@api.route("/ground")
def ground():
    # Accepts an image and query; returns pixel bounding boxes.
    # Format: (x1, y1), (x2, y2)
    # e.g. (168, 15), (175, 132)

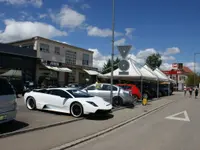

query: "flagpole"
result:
(110, 0), (115, 104)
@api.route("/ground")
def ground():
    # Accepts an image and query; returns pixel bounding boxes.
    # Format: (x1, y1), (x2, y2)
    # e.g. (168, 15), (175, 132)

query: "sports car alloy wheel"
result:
(70, 103), (83, 118)
(26, 97), (36, 110)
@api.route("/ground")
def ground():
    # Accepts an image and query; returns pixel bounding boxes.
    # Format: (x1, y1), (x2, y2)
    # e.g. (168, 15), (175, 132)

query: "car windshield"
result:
(67, 90), (93, 98)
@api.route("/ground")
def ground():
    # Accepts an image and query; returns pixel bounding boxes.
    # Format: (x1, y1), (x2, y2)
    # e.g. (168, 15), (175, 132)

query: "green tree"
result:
(146, 53), (162, 70)
(102, 57), (121, 74)
(186, 73), (200, 86)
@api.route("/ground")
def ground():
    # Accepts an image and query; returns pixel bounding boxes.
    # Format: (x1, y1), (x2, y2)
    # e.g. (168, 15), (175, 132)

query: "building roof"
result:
(0, 43), (37, 58)
(161, 66), (193, 74)
(7, 36), (94, 53)
(183, 66), (193, 73)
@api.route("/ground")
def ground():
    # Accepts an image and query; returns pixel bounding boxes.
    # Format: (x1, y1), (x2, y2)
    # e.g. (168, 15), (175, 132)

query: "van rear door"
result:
(0, 78), (16, 113)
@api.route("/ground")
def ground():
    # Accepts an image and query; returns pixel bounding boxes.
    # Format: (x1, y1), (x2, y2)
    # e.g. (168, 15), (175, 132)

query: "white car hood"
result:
(76, 96), (111, 106)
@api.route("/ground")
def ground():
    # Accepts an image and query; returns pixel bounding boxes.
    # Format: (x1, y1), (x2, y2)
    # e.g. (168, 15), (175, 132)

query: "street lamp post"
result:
(110, 0), (115, 104)
(194, 52), (200, 86)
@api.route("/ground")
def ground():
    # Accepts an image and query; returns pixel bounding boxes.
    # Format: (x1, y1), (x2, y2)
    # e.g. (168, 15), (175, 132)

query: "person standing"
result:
(189, 87), (193, 98)
(183, 85), (187, 96)
(195, 86), (199, 99)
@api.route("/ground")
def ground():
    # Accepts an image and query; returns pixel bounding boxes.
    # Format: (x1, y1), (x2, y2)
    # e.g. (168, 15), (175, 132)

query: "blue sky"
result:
(0, 0), (199, 71)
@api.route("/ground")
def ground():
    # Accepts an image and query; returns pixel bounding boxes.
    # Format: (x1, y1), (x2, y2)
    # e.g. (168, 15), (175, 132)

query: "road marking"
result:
(165, 110), (190, 122)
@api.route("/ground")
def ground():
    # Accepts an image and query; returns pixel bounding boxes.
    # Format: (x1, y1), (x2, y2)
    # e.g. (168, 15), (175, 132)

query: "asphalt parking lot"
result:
(0, 94), (175, 136)
(0, 97), (76, 134)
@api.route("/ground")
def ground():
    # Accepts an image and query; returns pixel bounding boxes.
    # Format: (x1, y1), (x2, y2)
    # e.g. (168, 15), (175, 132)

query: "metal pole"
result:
(140, 77), (143, 100)
(157, 79), (159, 98)
(110, 0), (115, 104)
(194, 53), (196, 86)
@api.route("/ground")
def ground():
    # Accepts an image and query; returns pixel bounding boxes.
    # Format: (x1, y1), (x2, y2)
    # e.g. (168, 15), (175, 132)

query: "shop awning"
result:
(0, 70), (22, 77)
(83, 69), (100, 75)
(44, 65), (72, 73)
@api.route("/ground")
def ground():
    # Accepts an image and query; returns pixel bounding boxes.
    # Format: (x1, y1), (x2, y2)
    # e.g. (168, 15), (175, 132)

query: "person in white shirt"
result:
(184, 85), (187, 96)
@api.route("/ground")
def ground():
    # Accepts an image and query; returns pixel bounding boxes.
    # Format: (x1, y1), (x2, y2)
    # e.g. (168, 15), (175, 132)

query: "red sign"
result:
(162, 70), (182, 75)
(172, 63), (178, 69)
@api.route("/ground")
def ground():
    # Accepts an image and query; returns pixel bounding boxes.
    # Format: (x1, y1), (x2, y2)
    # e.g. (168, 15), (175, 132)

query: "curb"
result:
(0, 107), (124, 139)
(50, 100), (176, 150)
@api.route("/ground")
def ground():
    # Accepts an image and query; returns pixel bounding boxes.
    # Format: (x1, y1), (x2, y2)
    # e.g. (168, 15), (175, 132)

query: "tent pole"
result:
(140, 77), (143, 100)
(168, 81), (170, 96)
(157, 79), (159, 99)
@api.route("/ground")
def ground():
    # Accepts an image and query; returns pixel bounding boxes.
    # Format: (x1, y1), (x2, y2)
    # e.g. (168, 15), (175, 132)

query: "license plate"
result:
(0, 115), (7, 121)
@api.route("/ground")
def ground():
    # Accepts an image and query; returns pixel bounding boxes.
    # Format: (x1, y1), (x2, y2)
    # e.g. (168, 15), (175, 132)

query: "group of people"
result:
(184, 85), (199, 98)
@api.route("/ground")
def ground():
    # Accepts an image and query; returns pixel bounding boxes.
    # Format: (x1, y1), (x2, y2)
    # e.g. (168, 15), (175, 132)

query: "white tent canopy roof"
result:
(153, 68), (169, 81)
(0, 70), (22, 77)
(139, 65), (158, 80)
(103, 59), (141, 79)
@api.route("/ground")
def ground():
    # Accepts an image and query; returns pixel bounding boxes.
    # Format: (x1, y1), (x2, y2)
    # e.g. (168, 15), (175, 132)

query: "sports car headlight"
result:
(86, 101), (98, 107)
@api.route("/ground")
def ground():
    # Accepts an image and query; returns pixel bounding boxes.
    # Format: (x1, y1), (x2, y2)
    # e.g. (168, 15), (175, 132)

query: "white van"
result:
(0, 77), (17, 124)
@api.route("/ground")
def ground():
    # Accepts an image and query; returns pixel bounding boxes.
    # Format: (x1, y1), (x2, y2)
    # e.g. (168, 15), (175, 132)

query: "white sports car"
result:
(24, 88), (112, 117)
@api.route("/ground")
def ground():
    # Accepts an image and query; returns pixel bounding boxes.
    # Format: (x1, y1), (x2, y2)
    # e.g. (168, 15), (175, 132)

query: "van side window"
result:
(0, 78), (15, 95)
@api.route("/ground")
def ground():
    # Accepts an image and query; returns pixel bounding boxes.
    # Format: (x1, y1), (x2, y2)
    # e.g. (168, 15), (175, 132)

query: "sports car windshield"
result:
(67, 90), (93, 98)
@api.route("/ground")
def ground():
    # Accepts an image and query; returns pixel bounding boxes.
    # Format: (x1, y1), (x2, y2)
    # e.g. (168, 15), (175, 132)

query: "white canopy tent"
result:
(129, 59), (158, 81)
(103, 59), (142, 80)
(168, 78), (176, 84)
(140, 65), (158, 81)
(153, 68), (169, 82)
(0, 70), (22, 77)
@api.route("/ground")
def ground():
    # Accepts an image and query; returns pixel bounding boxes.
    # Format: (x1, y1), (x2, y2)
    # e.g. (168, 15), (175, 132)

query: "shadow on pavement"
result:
(85, 114), (114, 121)
(0, 120), (29, 134)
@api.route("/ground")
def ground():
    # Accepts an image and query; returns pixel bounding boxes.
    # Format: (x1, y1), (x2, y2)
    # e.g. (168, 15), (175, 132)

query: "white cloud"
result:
(136, 48), (157, 59)
(50, 5), (86, 28)
(89, 48), (110, 70)
(161, 55), (175, 61)
(160, 63), (172, 70)
(55, 40), (71, 45)
(184, 62), (200, 72)
(0, 19), (67, 43)
(87, 26), (123, 37)
(0, 0), (43, 7)
(125, 28), (134, 39)
(38, 13), (47, 19)
(81, 4), (90, 10)
(163, 47), (180, 55)
(114, 38), (126, 46)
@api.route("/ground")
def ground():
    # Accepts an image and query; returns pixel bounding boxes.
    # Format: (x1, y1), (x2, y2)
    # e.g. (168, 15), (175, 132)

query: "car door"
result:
(97, 84), (112, 101)
(47, 89), (72, 108)
(85, 85), (99, 96)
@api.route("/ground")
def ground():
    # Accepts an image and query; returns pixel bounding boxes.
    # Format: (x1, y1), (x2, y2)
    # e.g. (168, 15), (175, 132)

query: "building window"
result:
(55, 47), (60, 55)
(65, 50), (76, 65)
(40, 43), (49, 53)
(22, 44), (33, 49)
(82, 54), (89, 66)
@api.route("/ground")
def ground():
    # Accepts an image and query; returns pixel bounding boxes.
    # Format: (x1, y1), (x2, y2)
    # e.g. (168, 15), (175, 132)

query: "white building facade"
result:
(9, 36), (97, 86)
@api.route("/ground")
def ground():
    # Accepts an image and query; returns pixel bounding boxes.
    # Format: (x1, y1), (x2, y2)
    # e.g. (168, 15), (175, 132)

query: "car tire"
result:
(70, 102), (83, 118)
(26, 96), (36, 110)
(112, 96), (123, 107)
